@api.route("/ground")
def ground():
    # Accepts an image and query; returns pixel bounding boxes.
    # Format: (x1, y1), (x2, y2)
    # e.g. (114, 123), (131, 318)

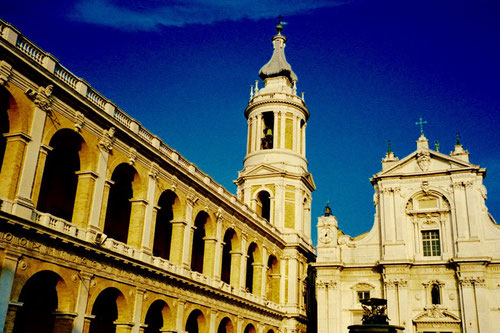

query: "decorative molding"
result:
(74, 111), (85, 132)
(99, 127), (115, 153)
(25, 84), (53, 112)
(0, 60), (12, 85)
(128, 147), (137, 165)
(458, 276), (485, 287)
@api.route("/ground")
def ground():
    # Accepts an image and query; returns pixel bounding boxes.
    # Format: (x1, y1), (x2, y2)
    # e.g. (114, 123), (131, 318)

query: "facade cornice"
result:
(244, 98), (309, 119)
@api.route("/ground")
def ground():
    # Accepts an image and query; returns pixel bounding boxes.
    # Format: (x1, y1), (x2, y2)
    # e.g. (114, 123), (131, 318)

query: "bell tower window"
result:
(257, 191), (271, 221)
(261, 112), (274, 150)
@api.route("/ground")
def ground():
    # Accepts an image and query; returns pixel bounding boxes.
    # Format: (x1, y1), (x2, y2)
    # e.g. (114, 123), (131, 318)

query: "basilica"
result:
(0, 17), (498, 333)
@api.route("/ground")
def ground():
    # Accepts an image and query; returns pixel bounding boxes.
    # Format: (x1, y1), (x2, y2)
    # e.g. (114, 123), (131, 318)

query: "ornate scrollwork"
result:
(26, 84), (53, 112)
(0, 60), (12, 86)
(99, 127), (115, 153)
(74, 111), (85, 132)
(128, 147), (137, 165)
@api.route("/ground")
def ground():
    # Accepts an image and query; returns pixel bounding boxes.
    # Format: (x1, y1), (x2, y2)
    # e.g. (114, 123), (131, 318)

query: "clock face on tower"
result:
(319, 227), (333, 244)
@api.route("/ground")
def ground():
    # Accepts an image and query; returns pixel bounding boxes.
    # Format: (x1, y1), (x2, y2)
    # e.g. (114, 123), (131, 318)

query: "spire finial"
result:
(387, 140), (392, 154)
(434, 140), (440, 152)
(324, 201), (332, 217)
(415, 117), (428, 135)
(455, 132), (461, 145)
(276, 15), (287, 34)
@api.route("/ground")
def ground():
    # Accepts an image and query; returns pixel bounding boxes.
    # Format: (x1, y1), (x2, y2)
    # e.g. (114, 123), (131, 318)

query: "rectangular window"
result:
(357, 291), (370, 302)
(422, 230), (441, 256)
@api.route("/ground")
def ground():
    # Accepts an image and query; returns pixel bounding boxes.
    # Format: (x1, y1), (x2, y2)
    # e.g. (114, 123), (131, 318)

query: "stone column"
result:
(115, 322), (134, 333)
(316, 282), (328, 333)
(0, 250), (21, 332)
(252, 263), (264, 296)
(213, 215), (223, 279)
(72, 272), (93, 333)
(292, 115), (297, 152)
(452, 182), (469, 239)
(397, 280), (410, 331)
(131, 289), (145, 333)
(384, 280), (399, 326)
(83, 315), (95, 333)
(273, 111), (279, 149)
(30, 144), (51, 207)
(464, 182), (479, 239)
(251, 116), (257, 152)
(287, 255), (298, 306)
(128, 199), (148, 248)
(301, 123), (306, 156)
(239, 233), (248, 289)
(256, 114), (262, 150)
(72, 171), (98, 228)
(209, 309), (217, 333)
(247, 118), (252, 154)
(4, 302), (23, 333)
(474, 278), (490, 332)
(326, 282), (339, 333)
(0, 133), (30, 200)
(203, 237), (217, 277)
(97, 179), (113, 231)
(170, 221), (187, 265)
(279, 112), (285, 149)
(140, 168), (158, 254)
(260, 247), (268, 297)
(182, 198), (195, 267)
(13, 86), (51, 219)
(175, 300), (186, 333)
(230, 251), (242, 287)
(53, 311), (77, 333)
(88, 146), (110, 232)
(279, 255), (286, 304)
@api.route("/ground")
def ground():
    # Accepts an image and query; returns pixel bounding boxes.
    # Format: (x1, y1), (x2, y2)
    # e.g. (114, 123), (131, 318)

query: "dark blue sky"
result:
(3, 0), (499, 243)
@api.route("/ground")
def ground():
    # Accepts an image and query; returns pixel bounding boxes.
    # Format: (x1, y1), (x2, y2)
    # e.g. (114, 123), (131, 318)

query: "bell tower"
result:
(235, 22), (315, 242)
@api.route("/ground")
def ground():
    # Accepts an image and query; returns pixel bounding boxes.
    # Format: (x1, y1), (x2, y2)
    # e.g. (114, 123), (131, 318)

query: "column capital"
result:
(25, 85), (53, 113)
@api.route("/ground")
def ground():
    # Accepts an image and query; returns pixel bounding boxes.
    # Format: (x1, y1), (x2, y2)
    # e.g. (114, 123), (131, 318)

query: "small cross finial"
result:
(415, 117), (427, 135)
(275, 15), (287, 34)
(387, 140), (392, 154)
(456, 132), (461, 145)
(434, 141), (440, 152)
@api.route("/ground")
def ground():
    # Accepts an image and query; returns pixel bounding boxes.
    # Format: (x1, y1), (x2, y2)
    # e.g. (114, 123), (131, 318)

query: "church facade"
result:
(0, 20), (314, 333)
(315, 134), (500, 332)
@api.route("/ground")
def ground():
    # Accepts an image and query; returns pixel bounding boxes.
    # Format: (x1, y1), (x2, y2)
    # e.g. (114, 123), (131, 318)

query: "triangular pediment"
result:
(375, 149), (478, 178)
(413, 307), (461, 323)
(242, 164), (283, 176)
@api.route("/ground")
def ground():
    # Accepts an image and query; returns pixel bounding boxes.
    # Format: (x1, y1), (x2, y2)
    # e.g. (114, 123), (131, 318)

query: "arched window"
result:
(244, 324), (256, 333)
(256, 191), (271, 222)
(13, 271), (59, 333)
(103, 164), (137, 243)
(246, 242), (257, 293)
(37, 129), (83, 221)
(221, 229), (236, 284)
(153, 190), (178, 260)
(89, 288), (123, 333)
(0, 87), (10, 174)
(191, 211), (208, 273)
(261, 112), (274, 150)
(431, 284), (441, 305)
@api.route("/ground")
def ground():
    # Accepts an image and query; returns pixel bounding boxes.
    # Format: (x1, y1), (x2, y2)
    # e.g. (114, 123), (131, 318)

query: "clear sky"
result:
(3, 0), (499, 244)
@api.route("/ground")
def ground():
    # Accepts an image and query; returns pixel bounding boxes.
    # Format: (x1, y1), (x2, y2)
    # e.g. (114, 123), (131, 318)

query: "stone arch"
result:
(143, 299), (174, 333)
(36, 128), (85, 222)
(105, 154), (144, 196)
(221, 228), (238, 284)
(1, 84), (30, 133)
(243, 323), (256, 333)
(191, 210), (209, 274)
(103, 163), (138, 243)
(88, 287), (129, 333)
(153, 190), (180, 260)
(246, 242), (261, 293)
(185, 309), (207, 333)
(267, 329), (275, 333)
(217, 316), (234, 333)
(0, 86), (11, 174)
(266, 254), (280, 303)
(12, 270), (72, 333)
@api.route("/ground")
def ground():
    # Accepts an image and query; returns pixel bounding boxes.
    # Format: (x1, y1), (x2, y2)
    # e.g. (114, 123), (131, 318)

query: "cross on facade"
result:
(415, 117), (427, 135)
